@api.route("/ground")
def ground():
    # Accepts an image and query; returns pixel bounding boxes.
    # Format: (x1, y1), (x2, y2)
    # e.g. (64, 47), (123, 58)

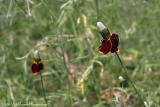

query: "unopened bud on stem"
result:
(33, 50), (40, 60)
(97, 22), (106, 31)
(118, 76), (125, 81)
(97, 21), (111, 39)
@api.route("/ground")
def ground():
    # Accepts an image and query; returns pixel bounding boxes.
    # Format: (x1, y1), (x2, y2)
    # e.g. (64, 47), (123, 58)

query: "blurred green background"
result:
(0, 0), (160, 107)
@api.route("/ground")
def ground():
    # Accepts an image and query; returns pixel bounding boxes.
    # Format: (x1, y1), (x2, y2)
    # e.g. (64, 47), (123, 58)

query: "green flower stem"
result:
(115, 52), (146, 107)
(95, 0), (100, 21)
(39, 71), (48, 107)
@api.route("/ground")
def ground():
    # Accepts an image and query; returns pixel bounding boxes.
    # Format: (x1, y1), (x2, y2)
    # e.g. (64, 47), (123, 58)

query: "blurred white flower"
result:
(97, 22), (106, 31)
(33, 50), (40, 59)
(118, 76), (125, 81)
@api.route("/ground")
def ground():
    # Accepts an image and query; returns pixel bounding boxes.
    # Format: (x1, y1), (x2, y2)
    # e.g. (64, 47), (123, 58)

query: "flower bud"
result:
(97, 21), (111, 39)
(97, 22), (106, 31)
(33, 50), (40, 60)
(118, 76), (125, 81)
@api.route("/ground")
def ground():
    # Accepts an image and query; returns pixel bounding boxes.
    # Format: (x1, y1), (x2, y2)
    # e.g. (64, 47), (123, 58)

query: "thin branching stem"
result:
(15, 0), (27, 14)
(94, 0), (100, 22)
(61, 44), (76, 84)
(60, 36), (73, 105)
(115, 52), (146, 107)
(26, 0), (31, 16)
(7, 0), (13, 18)
(39, 71), (48, 107)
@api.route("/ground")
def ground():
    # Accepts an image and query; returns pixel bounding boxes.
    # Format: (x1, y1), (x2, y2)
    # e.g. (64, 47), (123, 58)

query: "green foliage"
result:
(0, 0), (160, 106)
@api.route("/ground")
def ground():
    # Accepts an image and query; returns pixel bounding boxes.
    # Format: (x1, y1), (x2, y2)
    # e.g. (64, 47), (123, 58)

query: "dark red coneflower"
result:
(97, 22), (119, 54)
(31, 50), (44, 76)
(97, 22), (146, 106)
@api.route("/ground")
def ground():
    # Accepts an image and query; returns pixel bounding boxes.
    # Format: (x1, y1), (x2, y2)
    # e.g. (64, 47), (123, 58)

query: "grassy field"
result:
(0, 0), (160, 107)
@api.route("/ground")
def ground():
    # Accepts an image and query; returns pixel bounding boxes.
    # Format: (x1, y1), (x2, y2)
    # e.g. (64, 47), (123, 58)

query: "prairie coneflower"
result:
(31, 50), (44, 76)
(31, 58), (44, 75)
(31, 50), (48, 107)
(97, 21), (145, 106)
(97, 22), (119, 54)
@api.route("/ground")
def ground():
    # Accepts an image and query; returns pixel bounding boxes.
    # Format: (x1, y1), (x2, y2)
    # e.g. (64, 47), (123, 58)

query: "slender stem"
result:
(115, 52), (146, 107)
(7, 0), (13, 18)
(61, 41), (76, 84)
(39, 71), (48, 107)
(95, 0), (100, 22)
(60, 39), (73, 105)
(15, 0), (27, 14)
(26, 0), (31, 16)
